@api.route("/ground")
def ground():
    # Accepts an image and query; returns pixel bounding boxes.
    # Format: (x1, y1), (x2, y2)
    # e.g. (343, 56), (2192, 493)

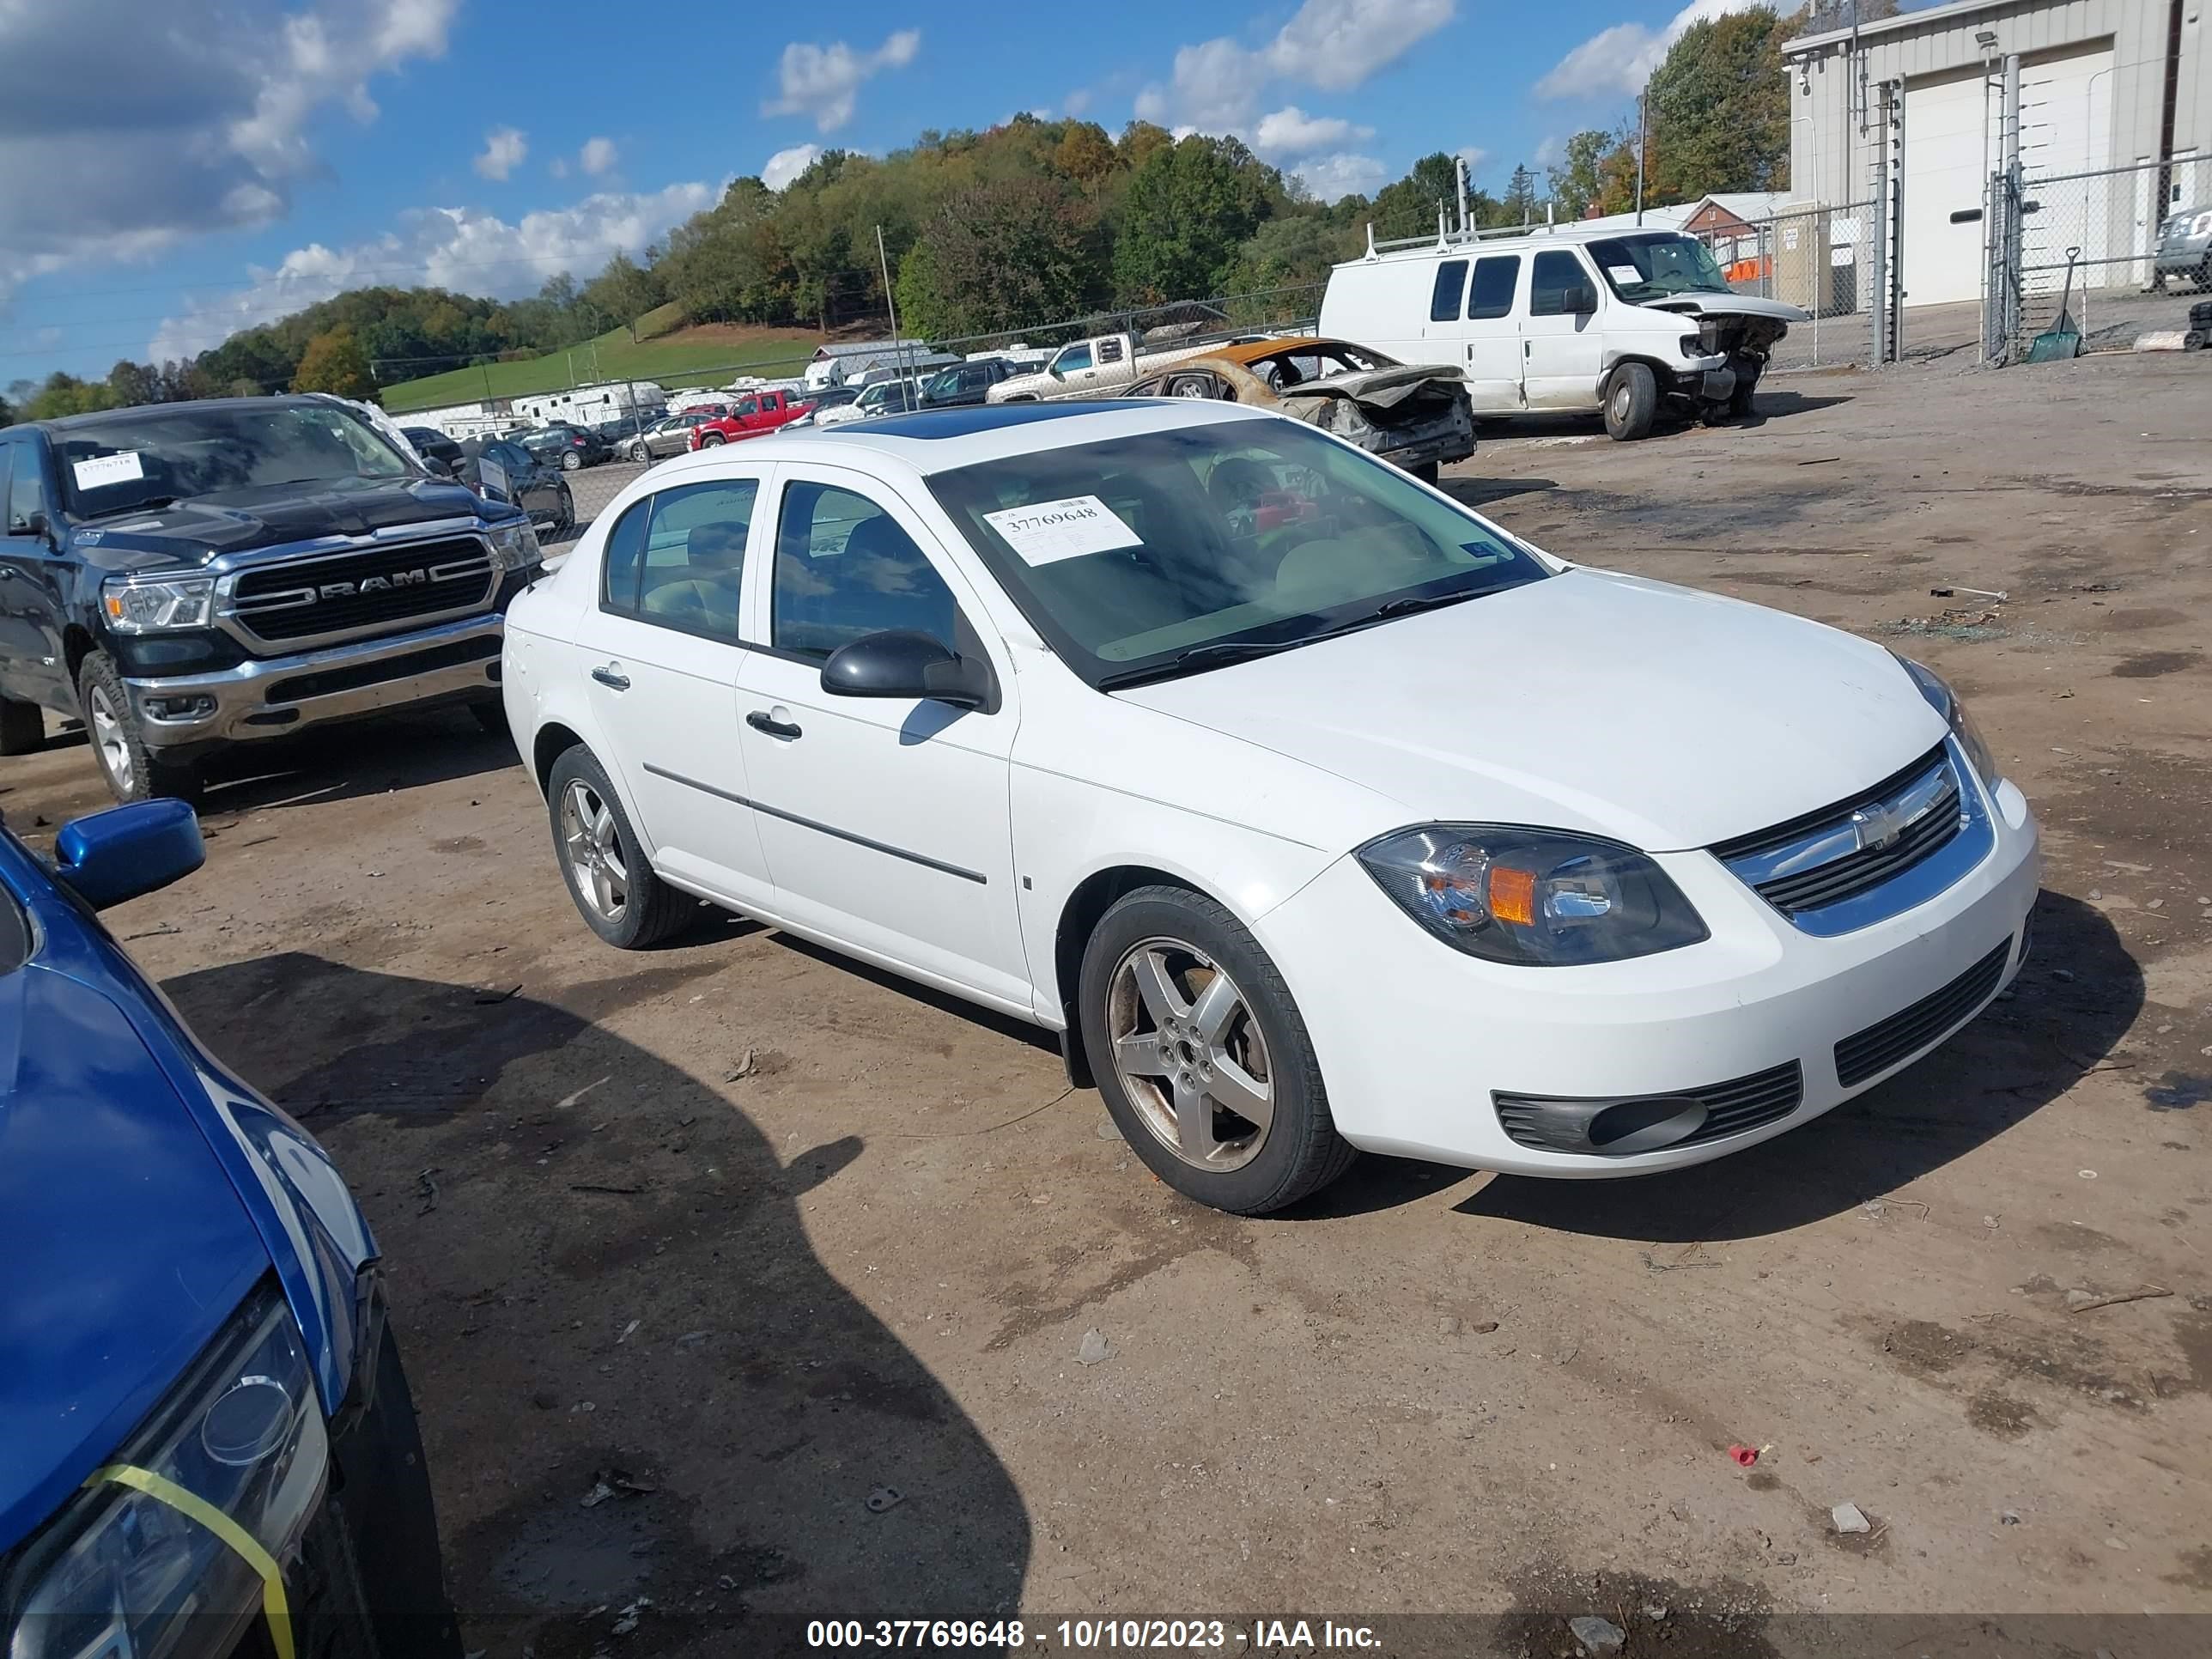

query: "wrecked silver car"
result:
(1123, 337), (1475, 481)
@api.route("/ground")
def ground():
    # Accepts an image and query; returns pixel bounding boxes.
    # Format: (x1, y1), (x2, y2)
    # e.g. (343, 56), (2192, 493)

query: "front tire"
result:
(1079, 885), (1354, 1215)
(1729, 356), (1760, 418)
(76, 652), (199, 805)
(546, 746), (691, 949)
(1603, 362), (1658, 441)
(627, 441), (649, 463)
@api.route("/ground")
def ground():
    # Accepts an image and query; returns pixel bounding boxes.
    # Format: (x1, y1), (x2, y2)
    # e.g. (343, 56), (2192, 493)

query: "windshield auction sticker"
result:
(984, 495), (1142, 565)
(71, 452), (145, 490)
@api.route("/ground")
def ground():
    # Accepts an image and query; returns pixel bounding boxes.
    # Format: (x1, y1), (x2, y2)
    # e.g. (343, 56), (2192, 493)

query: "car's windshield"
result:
(927, 417), (1547, 688)
(1586, 234), (1732, 301)
(57, 401), (414, 517)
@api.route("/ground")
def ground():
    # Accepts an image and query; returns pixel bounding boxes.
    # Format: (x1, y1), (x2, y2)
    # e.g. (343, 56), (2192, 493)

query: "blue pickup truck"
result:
(0, 802), (459, 1656)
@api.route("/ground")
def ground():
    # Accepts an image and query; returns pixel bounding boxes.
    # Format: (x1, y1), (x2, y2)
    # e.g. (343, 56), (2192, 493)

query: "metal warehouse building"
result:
(1785, 0), (2209, 307)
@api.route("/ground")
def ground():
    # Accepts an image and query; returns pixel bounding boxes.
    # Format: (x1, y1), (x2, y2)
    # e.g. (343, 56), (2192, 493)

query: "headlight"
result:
(1680, 334), (1706, 358)
(100, 574), (215, 634)
(3, 1283), (326, 1659)
(487, 520), (542, 571)
(1895, 655), (2002, 790)
(1357, 825), (1709, 966)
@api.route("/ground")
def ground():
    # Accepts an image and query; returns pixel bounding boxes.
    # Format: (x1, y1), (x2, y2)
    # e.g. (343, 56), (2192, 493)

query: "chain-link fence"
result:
(1992, 154), (2211, 357)
(1693, 200), (1877, 369)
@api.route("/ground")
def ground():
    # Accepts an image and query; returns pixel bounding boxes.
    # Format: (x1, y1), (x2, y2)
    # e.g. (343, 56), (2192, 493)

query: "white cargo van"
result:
(1319, 226), (1808, 440)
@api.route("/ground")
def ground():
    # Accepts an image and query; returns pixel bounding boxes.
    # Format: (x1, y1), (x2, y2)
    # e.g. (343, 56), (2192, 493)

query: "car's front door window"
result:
(770, 482), (963, 659)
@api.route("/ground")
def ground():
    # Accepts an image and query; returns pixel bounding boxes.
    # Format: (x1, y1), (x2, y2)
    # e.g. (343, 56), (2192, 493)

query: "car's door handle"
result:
(746, 710), (803, 740)
(591, 665), (630, 691)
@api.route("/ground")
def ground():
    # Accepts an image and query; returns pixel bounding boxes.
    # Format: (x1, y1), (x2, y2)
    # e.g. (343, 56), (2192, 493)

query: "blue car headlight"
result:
(3, 1282), (326, 1659)
(1358, 825), (1709, 966)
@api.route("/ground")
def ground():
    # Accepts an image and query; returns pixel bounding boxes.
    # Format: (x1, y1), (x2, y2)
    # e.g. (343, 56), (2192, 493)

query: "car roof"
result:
(1336, 224), (1692, 271)
(29, 393), (324, 433)
(1205, 336), (1341, 366)
(647, 398), (1273, 479)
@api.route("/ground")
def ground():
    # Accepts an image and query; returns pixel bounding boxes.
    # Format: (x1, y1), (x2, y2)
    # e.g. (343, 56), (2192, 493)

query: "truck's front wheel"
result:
(76, 652), (200, 805)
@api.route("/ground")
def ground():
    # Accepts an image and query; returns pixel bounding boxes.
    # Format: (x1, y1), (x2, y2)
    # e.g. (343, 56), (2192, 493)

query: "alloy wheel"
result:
(87, 681), (134, 796)
(1106, 937), (1274, 1170)
(559, 778), (629, 923)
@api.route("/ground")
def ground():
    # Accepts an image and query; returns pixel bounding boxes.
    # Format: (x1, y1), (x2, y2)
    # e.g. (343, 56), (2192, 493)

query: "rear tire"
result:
(561, 449), (581, 471)
(700, 433), (726, 447)
(1079, 884), (1355, 1215)
(76, 652), (200, 805)
(1603, 362), (1658, 441)
(0, 696), (43, 756)
(546, 745), (692, 949)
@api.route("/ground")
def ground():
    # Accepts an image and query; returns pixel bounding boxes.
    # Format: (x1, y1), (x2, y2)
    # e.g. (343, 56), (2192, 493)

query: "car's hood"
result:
(0, 961), (269, 1553)
(70, 476), (491, 572)
(1277, 364), (1462, 411)
(1113, 568), (1945, 851)
(1639, 293), (1810, 324)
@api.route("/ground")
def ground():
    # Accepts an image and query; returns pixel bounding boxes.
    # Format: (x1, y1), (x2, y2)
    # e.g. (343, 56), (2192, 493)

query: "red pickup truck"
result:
(689, 388), (813, 448)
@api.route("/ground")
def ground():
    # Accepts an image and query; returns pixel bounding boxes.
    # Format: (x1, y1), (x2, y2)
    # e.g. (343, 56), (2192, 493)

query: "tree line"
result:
(4, 4), (1810, 422)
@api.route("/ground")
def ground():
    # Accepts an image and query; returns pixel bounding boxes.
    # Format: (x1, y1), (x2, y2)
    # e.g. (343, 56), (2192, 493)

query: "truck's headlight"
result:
(488, 520), (541, 571)
(1895, 655), (2003, 791)
(100, 574), (215, 634)
(3, 1283), (326, 1659)
(1358, 826), (1709, 966)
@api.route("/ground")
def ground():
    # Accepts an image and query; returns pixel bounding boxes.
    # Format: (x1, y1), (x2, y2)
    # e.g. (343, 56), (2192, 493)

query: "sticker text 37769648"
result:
(981, 495), (1142, 566)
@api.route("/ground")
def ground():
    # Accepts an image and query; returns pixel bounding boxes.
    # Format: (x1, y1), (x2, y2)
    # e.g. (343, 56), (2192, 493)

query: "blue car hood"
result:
(0, 960), (268, 1553)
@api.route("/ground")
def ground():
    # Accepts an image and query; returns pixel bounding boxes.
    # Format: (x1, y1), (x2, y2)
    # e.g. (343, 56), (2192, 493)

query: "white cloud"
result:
(1534, 133), (1565, 167)
(0, 0), (455, 300)
(148, 182), (715, 363)
(761, 143), (823, 191)
(579, 137), (618, 177)
(1294, 153), (1389, 200)
(763, 29), (920, 133)
(1535, 0), (1762, 100)
(474, 126), (527, 180)
(549, 157), (568, 179)
(1455, 145), (1488, 177)
(1254, 106), (1373, 160)
(1064, 88), (1094, 117)
(1136, 0), (1454, 131)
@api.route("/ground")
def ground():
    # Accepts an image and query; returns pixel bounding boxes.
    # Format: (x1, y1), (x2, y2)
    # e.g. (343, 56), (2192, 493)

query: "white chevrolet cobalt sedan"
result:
(501, 400), (2039, 1215)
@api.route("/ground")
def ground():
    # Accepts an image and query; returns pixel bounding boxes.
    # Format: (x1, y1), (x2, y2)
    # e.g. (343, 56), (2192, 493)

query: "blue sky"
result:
(0, 0), (1822, 386)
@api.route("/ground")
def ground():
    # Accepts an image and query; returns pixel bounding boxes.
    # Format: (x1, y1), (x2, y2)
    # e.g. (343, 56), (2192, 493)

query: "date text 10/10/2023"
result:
(805, 1620), (1384, 1650)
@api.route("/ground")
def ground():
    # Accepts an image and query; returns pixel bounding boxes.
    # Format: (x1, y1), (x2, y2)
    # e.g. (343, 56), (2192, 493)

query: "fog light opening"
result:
(1586, 1097), (1709, 1155)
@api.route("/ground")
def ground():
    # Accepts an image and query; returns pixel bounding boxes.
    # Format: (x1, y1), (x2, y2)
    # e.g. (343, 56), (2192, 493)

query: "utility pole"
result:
(1636, 92), (1648, 225)
(876, 225), (909, 388)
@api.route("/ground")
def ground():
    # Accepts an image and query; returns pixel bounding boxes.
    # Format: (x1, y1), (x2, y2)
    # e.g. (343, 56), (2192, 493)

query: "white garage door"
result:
(1903, 70), (1996, 307)
(1901, 42), (2114, 308)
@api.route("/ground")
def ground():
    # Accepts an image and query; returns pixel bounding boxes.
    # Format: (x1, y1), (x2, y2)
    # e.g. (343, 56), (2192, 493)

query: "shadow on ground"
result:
(194, 708), (524, 817)
(1300, 892), (2136, 1239)
(163, 952), (1032, 1656)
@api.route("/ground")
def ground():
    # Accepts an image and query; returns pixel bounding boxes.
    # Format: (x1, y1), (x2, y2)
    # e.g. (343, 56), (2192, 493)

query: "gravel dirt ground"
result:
(9, 349), (2209, 1656)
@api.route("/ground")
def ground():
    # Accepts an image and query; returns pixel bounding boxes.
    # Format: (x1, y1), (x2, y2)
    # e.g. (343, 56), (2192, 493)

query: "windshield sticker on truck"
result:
(1606, 264), (1642, 284)
(983, 495), (1142, 565)
(71, 451), (145, 490)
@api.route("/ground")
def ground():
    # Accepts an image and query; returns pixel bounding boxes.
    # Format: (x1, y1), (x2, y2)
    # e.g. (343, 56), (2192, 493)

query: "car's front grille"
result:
(1493, 1060), (1803, 1155)
(1834, 940), (2010, 1087)
(230, 538), (495, 643)
(1713, 744), (1962, 917)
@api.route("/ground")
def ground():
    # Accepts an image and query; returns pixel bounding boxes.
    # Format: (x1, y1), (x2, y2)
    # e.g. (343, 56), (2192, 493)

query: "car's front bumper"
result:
(2154, 243), (2209, 275)
(125, 612), (506, 756)
(1256, 772), (2040, 1176)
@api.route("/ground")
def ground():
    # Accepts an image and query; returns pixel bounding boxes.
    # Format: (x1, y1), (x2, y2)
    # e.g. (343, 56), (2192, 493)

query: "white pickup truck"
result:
(988, 331), (1227, 403)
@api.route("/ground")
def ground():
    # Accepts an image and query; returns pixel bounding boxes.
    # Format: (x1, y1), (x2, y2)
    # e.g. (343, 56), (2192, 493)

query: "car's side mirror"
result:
(23, 510), (53, 545)
(821, 629), (997, 712)
(421, 455), (454, 479)
(1569, 283), (1599, 315)
(53, 800), (204, 910)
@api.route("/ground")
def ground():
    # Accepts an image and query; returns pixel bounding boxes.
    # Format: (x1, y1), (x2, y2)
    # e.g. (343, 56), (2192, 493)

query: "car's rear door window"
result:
(1430, 260), (1468, 321)
(1468, 256), (1520, 319)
